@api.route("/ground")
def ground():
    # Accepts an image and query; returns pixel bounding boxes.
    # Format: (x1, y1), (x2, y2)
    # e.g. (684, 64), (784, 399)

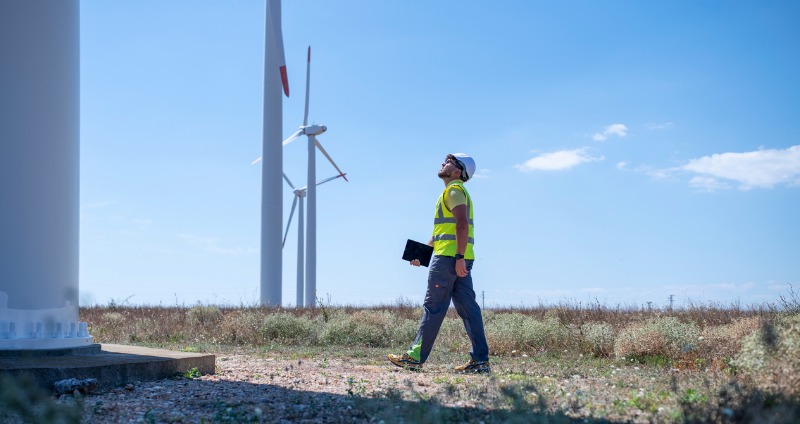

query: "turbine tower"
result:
(261, 0), (291, 306)
(255, 47), (348, 308)
(0, 0), (91, 349)
(287, 47), (348, 308)
(281, 173), (346, 307)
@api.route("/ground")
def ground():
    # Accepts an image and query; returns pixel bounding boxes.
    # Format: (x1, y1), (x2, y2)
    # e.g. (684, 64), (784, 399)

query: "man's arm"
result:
(451, 204), (469, 277)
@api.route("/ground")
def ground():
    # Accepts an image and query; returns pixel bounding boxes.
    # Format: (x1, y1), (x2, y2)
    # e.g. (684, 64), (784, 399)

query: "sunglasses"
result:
(446, 157), (466, 173)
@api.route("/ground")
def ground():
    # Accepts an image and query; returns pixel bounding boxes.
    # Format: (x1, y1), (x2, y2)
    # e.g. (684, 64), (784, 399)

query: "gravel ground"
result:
(52, 350), (737, 423)
(78, 353), (496, 423)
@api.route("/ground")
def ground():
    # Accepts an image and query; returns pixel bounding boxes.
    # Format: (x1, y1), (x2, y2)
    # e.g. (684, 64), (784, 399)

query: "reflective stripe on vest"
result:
(432, 181), (475, 259)
(433, 234), (475, 244)
(433, 202), (475, 225)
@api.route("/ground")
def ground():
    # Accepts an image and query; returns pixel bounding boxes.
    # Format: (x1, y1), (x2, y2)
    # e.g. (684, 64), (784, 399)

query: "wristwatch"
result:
(454, 253), (464, 260)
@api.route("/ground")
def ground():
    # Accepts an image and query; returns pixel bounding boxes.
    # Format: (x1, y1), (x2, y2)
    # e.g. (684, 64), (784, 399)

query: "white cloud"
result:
(616, 161), (628, 170)
(471, 168), (491, 179)
(688, 176), (731, 191)
(641, 165), (680, 182)
(646, 122), (674, 130)
(683, 145), (800, 190)
(593, 123), (628, 141)
(515, 148), (604, 172)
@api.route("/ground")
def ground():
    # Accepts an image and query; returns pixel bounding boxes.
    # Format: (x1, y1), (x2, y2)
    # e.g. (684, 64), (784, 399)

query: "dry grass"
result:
(81, 301), (773, 365)
(4, 301), (799, 423)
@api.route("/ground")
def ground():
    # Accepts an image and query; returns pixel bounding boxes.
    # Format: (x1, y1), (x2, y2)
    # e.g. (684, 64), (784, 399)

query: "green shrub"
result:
(218, 309), (268, 345)
(484, 311), (569, 354)
(614, 316), (699, 359)
(187, 304), (223, 326)
(261, 312), (314, 343)
(484, 313), (525, 353)
(733, 314), (800, 397)
(581, 322), (616, 357)
(318, 309), (411, 347)
(101, 312), (125, 322)
(699, 316), (761, 359)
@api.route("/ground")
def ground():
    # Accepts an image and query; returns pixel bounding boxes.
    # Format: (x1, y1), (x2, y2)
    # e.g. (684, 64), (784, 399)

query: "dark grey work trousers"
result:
(409, 255), (489, 363)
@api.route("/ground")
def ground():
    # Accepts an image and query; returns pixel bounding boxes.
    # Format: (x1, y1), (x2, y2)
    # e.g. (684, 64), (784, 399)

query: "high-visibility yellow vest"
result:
(432, 180), (475, 259)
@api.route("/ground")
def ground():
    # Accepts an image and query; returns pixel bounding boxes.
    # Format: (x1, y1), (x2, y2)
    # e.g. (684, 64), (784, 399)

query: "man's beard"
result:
(438, 169), (451, 179)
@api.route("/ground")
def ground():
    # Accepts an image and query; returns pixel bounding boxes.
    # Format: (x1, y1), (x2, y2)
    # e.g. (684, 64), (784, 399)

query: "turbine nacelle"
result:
(301, 124), (327, 137)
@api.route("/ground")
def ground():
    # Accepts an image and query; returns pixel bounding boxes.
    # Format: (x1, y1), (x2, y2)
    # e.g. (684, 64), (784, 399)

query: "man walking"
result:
(388, 153), (490, 373)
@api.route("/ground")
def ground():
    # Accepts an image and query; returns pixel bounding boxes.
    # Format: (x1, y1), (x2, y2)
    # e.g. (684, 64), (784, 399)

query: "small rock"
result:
(53, 378), (98, 395)
(125, 383), (135, 391)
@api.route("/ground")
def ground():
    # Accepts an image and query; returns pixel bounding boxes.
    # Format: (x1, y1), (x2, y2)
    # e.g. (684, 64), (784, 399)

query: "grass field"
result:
(2, 293), (799, 422)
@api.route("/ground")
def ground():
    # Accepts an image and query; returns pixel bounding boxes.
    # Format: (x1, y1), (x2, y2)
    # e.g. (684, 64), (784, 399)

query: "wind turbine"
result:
(255, 46), (348, 308)
(281, 173), (346, 307)
(261, 0), (291, 306)
(287, 46), (348, 308)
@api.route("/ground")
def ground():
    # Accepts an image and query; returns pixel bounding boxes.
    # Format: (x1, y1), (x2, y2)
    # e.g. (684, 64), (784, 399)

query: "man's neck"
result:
(441, 177), (461, 186)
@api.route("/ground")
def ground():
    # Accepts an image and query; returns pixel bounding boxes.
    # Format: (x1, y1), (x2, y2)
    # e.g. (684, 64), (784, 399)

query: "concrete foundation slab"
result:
(0, 344), (215, 390)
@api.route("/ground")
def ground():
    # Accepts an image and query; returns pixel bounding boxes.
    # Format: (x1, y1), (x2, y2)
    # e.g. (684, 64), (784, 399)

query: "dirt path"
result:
(71, 351), (726, 423)
(80, 354), (493, 423)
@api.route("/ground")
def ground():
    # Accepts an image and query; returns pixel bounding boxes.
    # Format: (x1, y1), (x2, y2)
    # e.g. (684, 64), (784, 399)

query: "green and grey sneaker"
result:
(455, 358), (490, 374)
(388, 353), (423, 371)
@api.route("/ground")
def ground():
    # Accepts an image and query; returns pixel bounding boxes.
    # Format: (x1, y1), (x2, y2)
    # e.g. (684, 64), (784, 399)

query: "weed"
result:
(624, 390), (659, 413)
(680, 388), (708, 404)
(346, 377), (368, 397)
(184, 367), (201, 379)
(778, 283), (800, 314)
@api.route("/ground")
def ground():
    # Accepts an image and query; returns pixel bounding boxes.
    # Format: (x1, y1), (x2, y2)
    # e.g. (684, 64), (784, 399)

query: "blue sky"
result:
(79, 1), (800, 308)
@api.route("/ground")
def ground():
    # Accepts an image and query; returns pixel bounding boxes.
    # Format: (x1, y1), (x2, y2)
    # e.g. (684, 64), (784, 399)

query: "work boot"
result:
(387, 353), (422, 371)
(455, 358), (490, 374)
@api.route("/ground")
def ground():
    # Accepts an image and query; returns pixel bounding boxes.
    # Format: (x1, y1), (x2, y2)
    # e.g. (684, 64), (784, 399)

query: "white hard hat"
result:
(451, 153), (476, 182)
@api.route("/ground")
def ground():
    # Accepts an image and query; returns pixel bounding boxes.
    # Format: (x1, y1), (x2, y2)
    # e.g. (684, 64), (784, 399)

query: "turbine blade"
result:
(316, 174), (346, 186)
(282, 129), (303, 146)
(303, 46), (311, 126)
(266, 0), (289, 97)
(283, 195), (298, 248)
(251, 156), (263, 165)
(282, 172), (296, 189)
(314, 138), (349, 182)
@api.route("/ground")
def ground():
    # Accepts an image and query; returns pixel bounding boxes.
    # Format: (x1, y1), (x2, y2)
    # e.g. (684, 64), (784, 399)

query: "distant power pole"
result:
(668, 295), (674, 311)
(646, 301), (653, 311)
(482, 291), (485, 310)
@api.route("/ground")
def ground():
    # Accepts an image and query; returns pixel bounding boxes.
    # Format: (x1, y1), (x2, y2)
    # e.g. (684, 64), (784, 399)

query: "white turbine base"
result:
(0, 298), (92, 350)
(0, 336), (94, 350)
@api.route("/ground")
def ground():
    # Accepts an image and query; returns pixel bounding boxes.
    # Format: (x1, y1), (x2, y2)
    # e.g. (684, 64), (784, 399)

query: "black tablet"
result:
(402, 239), (434, 267)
